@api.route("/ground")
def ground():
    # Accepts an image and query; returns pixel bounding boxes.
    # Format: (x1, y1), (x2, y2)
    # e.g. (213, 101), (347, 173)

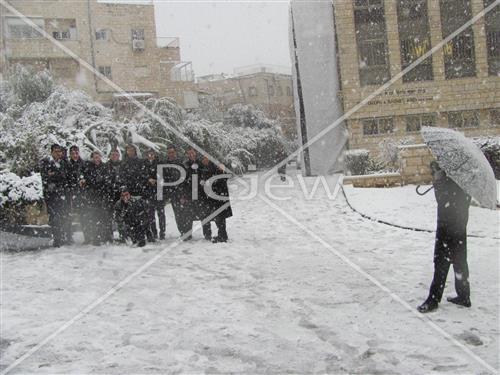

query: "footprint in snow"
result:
(457, 331), (483, 346)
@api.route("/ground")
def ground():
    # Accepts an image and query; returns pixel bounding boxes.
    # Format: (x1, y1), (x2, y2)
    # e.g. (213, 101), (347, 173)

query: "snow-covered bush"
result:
(377, 137), (416, 171)
(5, 65), (54, 110)
(344, 149), (371, 175)
(0, 172), (42, 207)
(226, 104), (276, 129)
(0, 67), (289, 182)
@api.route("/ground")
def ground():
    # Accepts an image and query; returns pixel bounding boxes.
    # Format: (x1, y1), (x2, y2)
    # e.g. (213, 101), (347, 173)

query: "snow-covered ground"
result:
(343, 184), (499, 239)
(1, 174), (499, 374)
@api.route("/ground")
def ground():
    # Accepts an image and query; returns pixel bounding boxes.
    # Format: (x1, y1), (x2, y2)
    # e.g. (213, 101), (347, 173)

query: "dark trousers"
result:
(171, 198), (192, 236)
(147, 200), (166, 238)
(428, 225), (470, 302)
(46, 195), (67, 246)
(127, 219), (147, 245)
(202, 216), (228, 240)
(85, 205), (108, 245)
(215, 216), (228, 240)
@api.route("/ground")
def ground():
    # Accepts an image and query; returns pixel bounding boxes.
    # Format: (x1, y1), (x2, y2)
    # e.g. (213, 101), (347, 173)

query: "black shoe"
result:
(138, 240), (146, 247)
(182, 235), (192, 242)
(417, 299), (438, 313)
(53, 242), (62, 248)
(447, 296), (471, 307)
(204, 235), (212, 241)
(211, 236), (227, 243)
(159, 234), (165, 240)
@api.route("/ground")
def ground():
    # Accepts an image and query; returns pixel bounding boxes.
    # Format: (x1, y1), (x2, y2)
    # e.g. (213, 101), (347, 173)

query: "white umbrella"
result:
(421, 126), (497, 210)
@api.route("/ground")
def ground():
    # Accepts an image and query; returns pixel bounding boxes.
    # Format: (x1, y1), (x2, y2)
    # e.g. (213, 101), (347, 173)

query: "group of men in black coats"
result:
(39, 143), (232, 248)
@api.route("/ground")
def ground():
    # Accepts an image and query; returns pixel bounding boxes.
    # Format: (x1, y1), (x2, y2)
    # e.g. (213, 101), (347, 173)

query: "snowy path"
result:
(1, 174), (499, 374)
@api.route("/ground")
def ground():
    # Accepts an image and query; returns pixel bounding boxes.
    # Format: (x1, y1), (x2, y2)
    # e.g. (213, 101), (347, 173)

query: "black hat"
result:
(120, 186), (129, 193)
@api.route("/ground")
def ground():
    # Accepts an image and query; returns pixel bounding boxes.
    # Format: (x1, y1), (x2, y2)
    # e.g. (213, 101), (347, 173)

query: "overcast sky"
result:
(153, 1), (292, 77)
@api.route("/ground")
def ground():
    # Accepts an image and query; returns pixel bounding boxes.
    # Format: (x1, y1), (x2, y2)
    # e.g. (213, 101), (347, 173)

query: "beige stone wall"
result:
(1, 0), (185, 106)
(343, 173), (403, 188)
(333, 0), (500, 158)
(398, 144), (434, 185)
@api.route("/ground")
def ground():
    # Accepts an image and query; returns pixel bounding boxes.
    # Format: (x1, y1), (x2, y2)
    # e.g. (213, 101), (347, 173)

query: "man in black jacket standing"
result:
(418, 161), (472, 313)
(162, 144), (191, 239)
(199, 155), (233, 243)
(81, 151), (110, 245)
(105, 149), (123, 242)
(119, 144), (146, 196)
(66, 145), (87, 244)
(144, 149), (165, 240)
(39, 144), (70, 247)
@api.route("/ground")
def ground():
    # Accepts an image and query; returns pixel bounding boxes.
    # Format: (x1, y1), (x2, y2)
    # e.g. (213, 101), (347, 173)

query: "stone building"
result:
(0, 0), (198, 110)
(291, 0), (500, 175)
(197, 65), (297, 139)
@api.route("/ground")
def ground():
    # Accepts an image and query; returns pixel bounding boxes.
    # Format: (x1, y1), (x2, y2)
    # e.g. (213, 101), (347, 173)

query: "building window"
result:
(406, 113), (436, 132)
(95, 29), (109, 41)
(484, 0), (500, 76)
(354, 0), (391, 86)
(47, 19), (77, 41)
(362, 117), (394, 136)
(490, 109), (500, 127)
(6, 17), (44, 39)
(131, 29), (145, 41)
(440, 0), (476, 79)
(248, 86), (258, 97)
(98, 66), (112, 79)
(276, 85), (283, 96)
(397, 0), (433, 82)
(447, 110), (480, 128)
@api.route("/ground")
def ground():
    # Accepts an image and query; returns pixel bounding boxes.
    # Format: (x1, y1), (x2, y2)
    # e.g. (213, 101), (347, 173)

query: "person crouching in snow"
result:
(114, 187), (149, 247)
(418, 161), (472, 313)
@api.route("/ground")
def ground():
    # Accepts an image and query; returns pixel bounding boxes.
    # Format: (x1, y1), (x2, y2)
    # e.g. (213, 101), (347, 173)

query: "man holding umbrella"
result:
(417, 127), (497, 313)
(418, 161), (471, 313)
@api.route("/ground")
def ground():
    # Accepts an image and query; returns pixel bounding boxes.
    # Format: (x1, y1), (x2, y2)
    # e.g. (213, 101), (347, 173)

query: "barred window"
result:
(6, 17), (44, 39)
(397, 0), (433, 82)
(98, 66), (112, 79)
(354, 1), (391, 86)
(248, 86), (258, 97)
(440, 0), (476, 79)
(362, 117), (394, 135)
(490, 109), (500, 127)
(131, 29), (145, 41)
(484, 0), (500, 76)
(406, 113), (436, 132)
(95, 29), (109, 41)
(447, 110), (480, 128)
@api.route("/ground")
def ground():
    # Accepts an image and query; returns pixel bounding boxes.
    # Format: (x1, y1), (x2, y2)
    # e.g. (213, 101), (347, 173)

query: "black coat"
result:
(106, 160), (122, 205)
(162, 158), (187, 201)
(184, 158), (208, 220)
(119, 156), (146, 196)
(67, 158), (86, 207)
(144, 157), (163, 201)
(114, 196), (148, 228)
(39, 157), (69, 200)
(197, 161), (233, 220)
(83, 161), (110, 207)
(434, 175), (471, 232)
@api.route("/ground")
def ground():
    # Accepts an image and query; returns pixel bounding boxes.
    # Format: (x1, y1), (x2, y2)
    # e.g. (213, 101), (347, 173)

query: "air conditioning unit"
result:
(132, 39), (145, 51)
